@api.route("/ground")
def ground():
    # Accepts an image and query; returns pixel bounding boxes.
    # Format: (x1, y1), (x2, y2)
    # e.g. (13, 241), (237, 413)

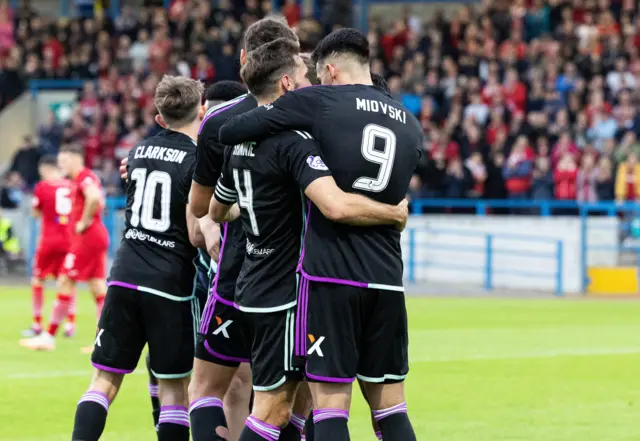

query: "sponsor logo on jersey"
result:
(306, 155), (329, 171)
(246, 240), (274, 256)
(264, 104), (273, 110)
(125, 228), (176, 248)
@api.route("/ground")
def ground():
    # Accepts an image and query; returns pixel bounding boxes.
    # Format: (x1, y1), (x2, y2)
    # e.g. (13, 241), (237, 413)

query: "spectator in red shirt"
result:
(191, 53), (216, 84)
(282, 0), (300, 27)
(576, 153), (598, 202)
(503, 68), (527, 113)
(554, 153), (578, 200)
(551, 132), (579, 167)
(42, 31), (63, 69)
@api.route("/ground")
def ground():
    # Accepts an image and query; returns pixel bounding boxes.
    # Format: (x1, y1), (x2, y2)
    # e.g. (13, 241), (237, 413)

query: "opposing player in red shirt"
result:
(21, 144), (109, 351)
(22, 156), (74, 337)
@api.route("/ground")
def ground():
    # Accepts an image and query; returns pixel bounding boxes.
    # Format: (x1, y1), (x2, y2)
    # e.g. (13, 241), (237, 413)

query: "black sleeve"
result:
(281, 138), (332, 191)
(218, 87), (324, 145)
(213, 147), (237, 205)
(179, 154), (197, 205)
(193, 123), (225, 187)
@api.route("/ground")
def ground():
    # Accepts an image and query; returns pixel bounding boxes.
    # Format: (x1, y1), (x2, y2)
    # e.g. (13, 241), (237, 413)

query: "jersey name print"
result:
(214, 131), (331, 311)
(194, 94), (258, 301)
(219, 85), (424, 290)
(109, 130), (198, 299)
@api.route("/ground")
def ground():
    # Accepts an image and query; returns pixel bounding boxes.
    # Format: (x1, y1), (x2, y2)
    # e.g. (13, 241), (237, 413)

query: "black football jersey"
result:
(213, 131), (332, 311)
(109, 130), (198, 299)
(219, 85), (423, 291)
(193, 94), (258, 300)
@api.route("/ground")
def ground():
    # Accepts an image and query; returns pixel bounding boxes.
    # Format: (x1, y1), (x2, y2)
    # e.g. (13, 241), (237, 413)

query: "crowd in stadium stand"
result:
(2, 0), (640, 206)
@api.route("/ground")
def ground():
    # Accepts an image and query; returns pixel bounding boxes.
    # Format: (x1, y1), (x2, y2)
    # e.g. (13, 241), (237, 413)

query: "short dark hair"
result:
(154, 75), (204, 127)
(244, 17), (298, 52)
(300, 53), (319, 85)
(311, 28), (370, 66)
(241, 38), (300, 98)
(60, 143), (84, 155)
(39, 154), (58, 167)
(371, 73), (390, 94)
(205, 81), (247, 103)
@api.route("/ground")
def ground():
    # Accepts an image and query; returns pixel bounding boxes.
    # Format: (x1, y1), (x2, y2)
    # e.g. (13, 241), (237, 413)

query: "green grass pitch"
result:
(2, 286), (640, 440)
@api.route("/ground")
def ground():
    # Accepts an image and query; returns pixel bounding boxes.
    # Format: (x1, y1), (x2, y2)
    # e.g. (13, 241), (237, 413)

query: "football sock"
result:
(189, 397), (228, 441)
(67, 290), (77, 326)
(304, 410), (314, 441)
(148, 384), (160, 431)
(95, 294), (106, 322)
(278, 416), (303, 441)
(145, 354), (160, 432)
(375, 430), (383, 440)
(47, 294), (71, 336)
(240, 416), (281, 441)
(71, 391), (110, 441)
(158, 405), (190, 441)
(372, 402), (416, 441)
(313, 409), (350, 441)
(32, 285), (43, 327)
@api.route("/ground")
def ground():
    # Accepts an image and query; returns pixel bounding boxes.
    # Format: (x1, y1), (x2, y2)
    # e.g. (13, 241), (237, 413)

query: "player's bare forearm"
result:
(198, 216), (221, 262)
(31, 208), (41, 218)
(305, 177), (407, 228)
(337, 193), (408, 228)
(209, 198), (232, 223)
(80, 185), (101, 227)
(190, 181), (214, 218)
(187, 205), (206, 248)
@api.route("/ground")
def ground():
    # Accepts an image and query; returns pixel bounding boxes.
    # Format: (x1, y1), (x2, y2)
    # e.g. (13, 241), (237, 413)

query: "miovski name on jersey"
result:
(134, 145), (188, 163)
(356, 98), (407, 124)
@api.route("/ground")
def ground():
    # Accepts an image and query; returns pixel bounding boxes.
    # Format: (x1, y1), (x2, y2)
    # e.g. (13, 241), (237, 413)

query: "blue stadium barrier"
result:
(405, 226), (564, 295)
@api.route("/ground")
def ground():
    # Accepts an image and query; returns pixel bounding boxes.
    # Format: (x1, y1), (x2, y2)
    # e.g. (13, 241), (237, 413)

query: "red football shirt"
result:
(32, 179), (73, 252)
(70, 167), (109, 248)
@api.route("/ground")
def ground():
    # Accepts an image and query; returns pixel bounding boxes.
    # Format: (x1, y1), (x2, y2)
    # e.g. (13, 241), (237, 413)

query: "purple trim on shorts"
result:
(204, 340), (250, 364)
(198, 97), (246, 134)
(300, 269), (368, 288)
(295, 277), (309, 357)
(296, 200), (311, 273)
(92, 362), (135, 374)
(200, 223), (229, 332)
(305, 371), (356, 383)
(107, 280), (139, 290)
(214, 292), (240, 309)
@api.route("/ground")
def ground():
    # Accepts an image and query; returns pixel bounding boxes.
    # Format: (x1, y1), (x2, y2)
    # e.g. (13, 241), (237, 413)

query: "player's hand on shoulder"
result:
(120, 157), (128, 181)
(75, 220), (88, 234)
(395, 199), (409, 232)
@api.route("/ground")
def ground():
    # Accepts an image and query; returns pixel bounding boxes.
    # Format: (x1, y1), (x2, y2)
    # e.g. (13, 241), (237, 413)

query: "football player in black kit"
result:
(71, 76), (215, 441)
(188, 17), (310, 441)
(210, 38), (408, 441)
(219, 29), (422, 441)
(141, 80), (248, 437)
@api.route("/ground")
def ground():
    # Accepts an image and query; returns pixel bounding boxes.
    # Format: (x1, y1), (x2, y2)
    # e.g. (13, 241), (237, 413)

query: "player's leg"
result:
(145, 295), (200, 441)
(73, 286), (145, 440)
(71, 368), (124, 441)
(88, 277), (107, 322)
(223, 363), (253, 441)
(281, 382), (311, 441)
(303, 280), (360, 441)
(65, 287), (77, 337)
(190, 298), (252, 441)
(238, 308), (299, 441)
(157, 377), (191, 441)
(358, 380), (382, 441)
(358, 291), (414, 441)
(146, 352), (161, 434)
(25, 276), (44, 336)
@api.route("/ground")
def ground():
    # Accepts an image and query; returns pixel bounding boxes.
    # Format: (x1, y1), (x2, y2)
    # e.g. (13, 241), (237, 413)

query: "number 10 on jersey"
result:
(130, 168), (172, 232)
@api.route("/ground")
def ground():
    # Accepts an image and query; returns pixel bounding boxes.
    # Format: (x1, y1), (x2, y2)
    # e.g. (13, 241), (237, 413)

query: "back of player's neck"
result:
(166, 125), (198, 143)
(256, 92), (281, 106)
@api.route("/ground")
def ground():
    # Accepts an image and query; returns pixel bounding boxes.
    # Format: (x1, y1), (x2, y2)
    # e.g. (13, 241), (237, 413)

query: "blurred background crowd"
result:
(2, 0), (640, 208)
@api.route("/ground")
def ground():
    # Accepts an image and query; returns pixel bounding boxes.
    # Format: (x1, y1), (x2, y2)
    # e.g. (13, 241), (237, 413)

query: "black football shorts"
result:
(246, 306), (300, 391)
(92, 285), (198, 378)
(196, 295), (252, 367)
(298, 277), (409, 383)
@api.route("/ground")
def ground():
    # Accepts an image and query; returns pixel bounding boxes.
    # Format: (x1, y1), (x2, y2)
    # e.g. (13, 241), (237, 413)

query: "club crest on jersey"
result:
(307, 156), (328, 171)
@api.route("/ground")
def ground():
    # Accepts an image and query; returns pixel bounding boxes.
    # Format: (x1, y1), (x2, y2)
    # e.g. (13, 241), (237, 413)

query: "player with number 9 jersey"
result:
(32, 173), (73, 279)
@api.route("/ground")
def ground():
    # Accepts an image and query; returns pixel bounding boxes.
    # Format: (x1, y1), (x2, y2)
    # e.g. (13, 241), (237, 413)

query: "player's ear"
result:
(327, 64), (338, 82)
(155, 114), (167, 128)
(240, 48), (247, 66)
(198, 104), (206, 121)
